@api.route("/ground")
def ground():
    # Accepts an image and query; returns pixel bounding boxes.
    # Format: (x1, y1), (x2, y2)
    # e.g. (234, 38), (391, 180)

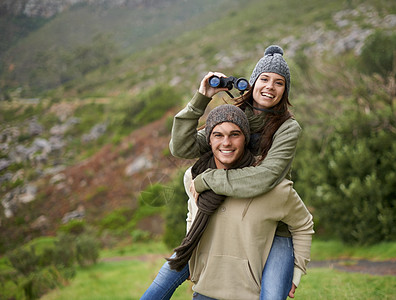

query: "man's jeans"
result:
(140, 236), (293, 300)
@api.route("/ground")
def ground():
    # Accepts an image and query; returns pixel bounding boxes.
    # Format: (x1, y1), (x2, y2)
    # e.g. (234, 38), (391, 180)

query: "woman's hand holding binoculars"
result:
(199, 72), (249, 98)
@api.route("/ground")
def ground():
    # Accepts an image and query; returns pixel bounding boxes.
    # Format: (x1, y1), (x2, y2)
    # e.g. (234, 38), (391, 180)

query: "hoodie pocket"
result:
(196, 254), (261, 299)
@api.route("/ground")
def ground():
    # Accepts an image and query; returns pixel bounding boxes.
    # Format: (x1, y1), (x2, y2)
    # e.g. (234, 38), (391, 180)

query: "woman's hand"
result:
(198, 72), (229, 98)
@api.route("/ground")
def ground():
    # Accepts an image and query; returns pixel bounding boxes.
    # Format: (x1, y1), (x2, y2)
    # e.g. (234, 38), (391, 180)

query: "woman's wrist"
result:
(193, 173), (209, 194)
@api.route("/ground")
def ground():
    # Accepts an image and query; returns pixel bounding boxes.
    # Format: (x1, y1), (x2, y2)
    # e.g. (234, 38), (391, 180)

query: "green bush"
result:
(8, 246), (39, 276)
(22, 265), (65, 300)
(131, 229), (151, 242)
(163, 170), (189, 249)
(358, 30), (396, 78)
(52, 233), (76, 269)
(4, 232), (100, 299)
(133, 85), (182, 126)
(58, 219), (86, 235)
(75, 234), (100, 267)
(125, 183), (168, 232)
(99, 208), (133, 231)
(138, 183), (169, 208)
(107, 85), (182, 138)
(296, 106), (396, 245)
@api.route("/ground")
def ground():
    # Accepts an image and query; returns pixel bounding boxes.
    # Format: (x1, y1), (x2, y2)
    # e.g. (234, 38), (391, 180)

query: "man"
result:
(179, 104), (314, 300)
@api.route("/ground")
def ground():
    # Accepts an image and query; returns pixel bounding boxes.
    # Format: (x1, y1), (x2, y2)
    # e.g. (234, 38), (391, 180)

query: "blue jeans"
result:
(261, 235), (294, 300)
(192, 292), (217, 299)
(140, 236), (293, 300)
(140, 253), (190, 300)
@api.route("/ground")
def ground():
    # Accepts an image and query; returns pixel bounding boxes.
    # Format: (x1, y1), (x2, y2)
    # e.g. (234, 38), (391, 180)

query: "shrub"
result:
(131, 229), (151, 242)
(53, 233), (76, 269)
(58, 219), (86, 235)
(75, 234), (100, 267)
(8, 246), (39, 276)
(22, 265), (65, 300)
(99, 208), (132, 231)
(163, 170), (189, 249)
(133, 85), (182, 126)
(296, 106), (396, 245)
(138, 183), (169, 208)
(358, 30), (396, 78)
(4, 231), (100, 299)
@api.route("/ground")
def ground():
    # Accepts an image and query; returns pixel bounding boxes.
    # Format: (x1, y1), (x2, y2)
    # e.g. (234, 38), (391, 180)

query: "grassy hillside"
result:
(0, 0), (395, 298)
(0, 0), (395, 252)
(3, 0), (394, 97)
(45, 0), (396, 99)
(0, 0), (243, 94)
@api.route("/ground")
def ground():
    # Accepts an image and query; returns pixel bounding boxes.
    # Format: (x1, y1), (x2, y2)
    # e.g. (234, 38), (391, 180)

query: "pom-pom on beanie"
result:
(249, 45), (291, 95)
(205, 104), (250, 145)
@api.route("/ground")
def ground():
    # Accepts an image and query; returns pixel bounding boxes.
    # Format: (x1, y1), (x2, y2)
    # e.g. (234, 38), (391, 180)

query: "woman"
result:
(141, 45), (306, 299)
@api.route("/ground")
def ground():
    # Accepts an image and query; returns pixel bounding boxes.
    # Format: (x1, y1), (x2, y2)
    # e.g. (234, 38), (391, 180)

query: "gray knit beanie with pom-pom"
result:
(205, 104), (250, 145)
(249, 45), (291, 95)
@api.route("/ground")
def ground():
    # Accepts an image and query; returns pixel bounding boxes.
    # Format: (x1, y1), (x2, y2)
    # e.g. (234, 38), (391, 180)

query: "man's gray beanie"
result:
(249, 45), (291, 95)
(206, 104), (250, 144)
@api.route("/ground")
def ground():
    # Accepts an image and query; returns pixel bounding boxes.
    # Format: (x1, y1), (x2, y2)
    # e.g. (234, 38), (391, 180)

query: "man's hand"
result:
(288, 283), (297, 298)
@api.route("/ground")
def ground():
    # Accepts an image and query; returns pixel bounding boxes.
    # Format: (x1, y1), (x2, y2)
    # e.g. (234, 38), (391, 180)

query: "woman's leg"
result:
(140, 253), (190, 300)
(260, 236), (294, 300)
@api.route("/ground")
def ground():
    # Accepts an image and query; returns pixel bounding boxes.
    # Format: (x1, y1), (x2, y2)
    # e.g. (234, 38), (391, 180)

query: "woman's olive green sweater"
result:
(170, 91), (303, 237)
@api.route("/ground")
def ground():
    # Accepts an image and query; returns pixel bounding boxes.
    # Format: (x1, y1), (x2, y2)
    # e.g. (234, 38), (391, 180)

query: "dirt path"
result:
(102, 254), (396, 276)
(308, 259), (396, 276)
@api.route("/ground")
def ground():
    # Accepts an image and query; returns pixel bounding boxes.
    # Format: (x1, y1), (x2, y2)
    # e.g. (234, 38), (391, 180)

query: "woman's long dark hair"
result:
(234, 86), (293, 164)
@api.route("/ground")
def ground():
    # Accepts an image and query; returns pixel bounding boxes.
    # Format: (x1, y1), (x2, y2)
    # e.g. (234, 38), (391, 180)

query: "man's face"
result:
(209, 122), (246, 169)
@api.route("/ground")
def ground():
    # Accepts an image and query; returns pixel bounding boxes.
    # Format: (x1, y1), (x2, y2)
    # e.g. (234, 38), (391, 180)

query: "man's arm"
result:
(282, 186), (314, 287)
(184, 168), (196, 233)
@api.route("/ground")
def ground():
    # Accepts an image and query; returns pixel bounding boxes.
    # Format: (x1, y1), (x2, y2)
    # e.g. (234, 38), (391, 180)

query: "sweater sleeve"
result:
(169, 91), (212, 159)
(281, 186), (314, 287)
(184, 167), (197, 233)
(194, 118), (301, 198)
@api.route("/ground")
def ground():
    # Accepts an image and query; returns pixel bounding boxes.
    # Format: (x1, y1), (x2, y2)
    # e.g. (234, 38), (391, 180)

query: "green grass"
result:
(23, 236), (57, 253)
(41, 259), (194, 300)
(296, 268), (395, 300)
(311, 239), (396, 261)
(40, 260), (396, 300)
(38, 240), (396, 300)
(99, 240), (170, 259)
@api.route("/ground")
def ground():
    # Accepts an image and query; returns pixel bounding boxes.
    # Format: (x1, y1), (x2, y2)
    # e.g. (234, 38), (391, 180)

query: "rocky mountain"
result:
(0, 103), (193, 250)
(0, 0), (176, 18)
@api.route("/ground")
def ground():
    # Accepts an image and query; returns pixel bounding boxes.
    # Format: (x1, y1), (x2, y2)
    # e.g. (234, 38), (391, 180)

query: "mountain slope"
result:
(0, 0), (245, 93)
(0, 0), (395, 252)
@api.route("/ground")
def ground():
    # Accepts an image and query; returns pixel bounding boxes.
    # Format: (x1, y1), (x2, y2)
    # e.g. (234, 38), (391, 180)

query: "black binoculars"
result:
(208, 75), (249, 92)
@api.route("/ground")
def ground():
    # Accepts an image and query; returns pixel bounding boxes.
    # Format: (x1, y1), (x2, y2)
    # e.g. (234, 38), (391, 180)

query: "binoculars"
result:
(208, 75), (249, 92)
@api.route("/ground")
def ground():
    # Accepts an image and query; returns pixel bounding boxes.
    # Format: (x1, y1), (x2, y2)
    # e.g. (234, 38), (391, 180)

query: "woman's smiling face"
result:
(252, 72), (286, 110)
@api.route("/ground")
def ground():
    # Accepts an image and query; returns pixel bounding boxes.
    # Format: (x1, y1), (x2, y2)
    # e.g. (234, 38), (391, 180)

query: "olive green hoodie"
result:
(185, 170), (313, 299)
